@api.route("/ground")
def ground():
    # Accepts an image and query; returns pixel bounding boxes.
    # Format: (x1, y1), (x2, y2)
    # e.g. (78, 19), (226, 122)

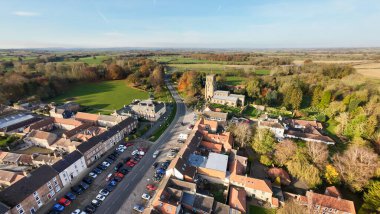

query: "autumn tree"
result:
(306, 142), (329, 169)
(229, 122), (253, 148)
(106, 63), (124, 80)
(283, 84), (303, 110)
(245, 78), (261, 98)
(252, 128), (276, 155)
(287, 160), (322, 188)
(274, 139), (297, 166)
(333, 145), (379, 191)
(277, 200), (307, 214)
(324, 164), (340, 185)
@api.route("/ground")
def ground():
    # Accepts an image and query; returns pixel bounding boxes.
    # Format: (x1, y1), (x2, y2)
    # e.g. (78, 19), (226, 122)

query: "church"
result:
(205, 74), (245, 107)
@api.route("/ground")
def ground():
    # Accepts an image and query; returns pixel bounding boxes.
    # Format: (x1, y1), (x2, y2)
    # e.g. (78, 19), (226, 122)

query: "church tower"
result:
(205, 74), (216, 100)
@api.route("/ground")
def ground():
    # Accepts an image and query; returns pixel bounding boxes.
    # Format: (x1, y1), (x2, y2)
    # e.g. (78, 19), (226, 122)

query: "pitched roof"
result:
(203, 110), (228, 121)
(0, 151), (9, 160)
(285, 130), (334, 143)
(201, 141), (223, 153)
(267, 167), (291, 185)
(212, 202), (231, 214)
(75, 112), (100, 122)
(63, 122), (93, 138)
(63, 150), (83, 165)
(24, 117), (54, 132)
(0, 170), (25, 184)
(173, 157), (196, 179)
(54, 118), (83, 127)
(229, 187), (247, 213)
(52, 159), (70, 173)
(306, 191), (356, 214)
(18, 154), (33, 165)
(28, 130), (58, 145)
(325, 186), (342, 198)
(230, 174), (273, 194)
(2, 153), (21, 163)
(0, 165), (58, 207)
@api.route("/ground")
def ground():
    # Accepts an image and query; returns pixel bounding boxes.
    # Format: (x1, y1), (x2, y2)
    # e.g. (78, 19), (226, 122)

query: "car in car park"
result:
(112, 151), (120, 157)
(106, 173), (113, 181)
(152, 150), (160, 158)
(153, 162), (158, 168)
(91, 199), (101, 207)
(97, 164), (107, 170)
(48, 210), (60, 214)
(114, 162), (123, 171)
(83, 176), (93, 184)
(65, 192), (76, 201)
(105, 184), (115, 192)
(96, 194), (106, 201)
(146, 184), (157, 191)
(71, 185), (84, 195)
(89, 172), (97, 178)
(123, 157), (131, 163)
(138, 151), (145, 156)
(79, 181), (89, 190)
(133, 205), (144, 213)
(105, 158), (114, 164)
(119, 144), (127, 150)
(114, 172), (124, 178)
(53, 203), (65, 212)
(108, 154), (117, 161)
(125, 142), (133, 147)
(102, 161), (110, 167)
(113, 176), (122, 182)
(99, 189), (110, 196)
(109, 180), (118, 186)
(119, 168), (129, 175)
(131, 149), (139, 155)
(58, 197), (71, 206)
(142, 193), (151, 200)
(85, 205), (96, 214)
(71, 209), (82, 214)
(92, 168), (102, 174)
(116, 147), (124, 153)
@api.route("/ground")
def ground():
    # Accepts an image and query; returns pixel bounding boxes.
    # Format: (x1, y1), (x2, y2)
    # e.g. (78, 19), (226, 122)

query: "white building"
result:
(52, 151), (87, 187)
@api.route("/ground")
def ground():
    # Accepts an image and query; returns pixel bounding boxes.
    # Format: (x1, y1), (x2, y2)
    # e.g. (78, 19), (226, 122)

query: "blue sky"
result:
(0, 0), (379, 48)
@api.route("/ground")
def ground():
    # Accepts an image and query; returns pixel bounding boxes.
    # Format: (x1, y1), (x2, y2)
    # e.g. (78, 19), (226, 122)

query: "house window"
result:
(30, 207), (36, 214)
(33, 192), (38, 197)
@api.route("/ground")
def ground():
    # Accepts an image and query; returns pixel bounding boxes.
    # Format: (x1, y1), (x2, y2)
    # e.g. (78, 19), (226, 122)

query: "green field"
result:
(75, 55), (111, 65)
(151, 56), (229, 64)
(249, 205), (276, 214)
(226, 76), (246, 85)
(50, 80), (149, 114)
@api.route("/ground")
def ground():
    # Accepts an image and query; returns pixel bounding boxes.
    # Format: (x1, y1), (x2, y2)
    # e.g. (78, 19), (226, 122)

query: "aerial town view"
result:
(0, 1), (379, 214)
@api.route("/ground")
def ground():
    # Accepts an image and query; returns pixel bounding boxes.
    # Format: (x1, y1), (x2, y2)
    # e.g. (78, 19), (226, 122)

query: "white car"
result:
(142, 193), (151, 200)
(152, 150), (160, 158)
(89, 172), (97, 179)
(132, 150), (139, 155)
(96, 194), (106, 201)
(116, 147), (125, 152)
(102, 162), (110, 167)
(133, 205), (144, 213)
(99, 189), (109, 196)
(119, 145), (127, 150)
(138, 151), (145, 156)
(71, 209), (81, 214)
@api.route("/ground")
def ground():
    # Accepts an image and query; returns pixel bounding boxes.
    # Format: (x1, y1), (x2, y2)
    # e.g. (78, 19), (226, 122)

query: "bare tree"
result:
(274, 139), (297, 166)
(277, 200), (308, 214)
(230, 122), (252, 148)
(307, 142), (329, 169)
(333, 145), (379, 191)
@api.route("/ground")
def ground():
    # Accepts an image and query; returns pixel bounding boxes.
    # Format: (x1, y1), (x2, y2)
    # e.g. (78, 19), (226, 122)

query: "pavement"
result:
(94, 78), (193, 214)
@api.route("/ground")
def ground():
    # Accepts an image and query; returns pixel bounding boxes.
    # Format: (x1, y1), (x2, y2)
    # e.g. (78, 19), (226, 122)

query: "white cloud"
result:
(104, 32), (124, 37)
(12, 11), (40, 17)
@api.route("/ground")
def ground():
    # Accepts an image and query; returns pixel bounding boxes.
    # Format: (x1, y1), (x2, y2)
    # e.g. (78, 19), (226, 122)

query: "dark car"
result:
(108, 155), (117, 161)
(114, 162), (123, 171)
(64, 192), (76, 201)
(98, 164), (107, 170)
(120, 168), (129, 175)
(112, 151), (119, 157)
(113, 176), (122, 182)
(105, 184), (116, 192)
(93, 168), (102, 174)
(83, 176), (93, 185)
(105, 158), (114, 164)
(79, 181), (90, 190)
(123, 157), (131, 163)
(85, 205), (96, 214)
(153, 162), (158, 168)
(47, 210), (60, 214)
(71, 185), (84, 195)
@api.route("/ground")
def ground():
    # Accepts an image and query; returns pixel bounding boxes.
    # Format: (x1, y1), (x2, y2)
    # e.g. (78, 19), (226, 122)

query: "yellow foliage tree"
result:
(325, 164), (340, 184)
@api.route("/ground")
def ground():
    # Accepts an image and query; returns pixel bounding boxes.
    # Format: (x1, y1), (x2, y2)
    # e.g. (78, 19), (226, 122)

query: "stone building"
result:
(205, 74), (245, 107)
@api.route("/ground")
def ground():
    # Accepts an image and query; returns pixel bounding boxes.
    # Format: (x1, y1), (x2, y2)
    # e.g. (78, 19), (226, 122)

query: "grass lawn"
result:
(50, 80), (149, 114)
(226, 76), (246, 85)
(249, 205), (276, 214)
(243, 105), (262, 118)
(0, 135), (19, 148)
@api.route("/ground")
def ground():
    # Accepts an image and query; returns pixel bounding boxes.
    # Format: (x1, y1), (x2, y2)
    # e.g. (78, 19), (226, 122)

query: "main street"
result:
(95, 78), (191, 213)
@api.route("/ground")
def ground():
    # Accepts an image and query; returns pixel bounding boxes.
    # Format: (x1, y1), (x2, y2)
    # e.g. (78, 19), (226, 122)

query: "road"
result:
(96, 79), (189, 214)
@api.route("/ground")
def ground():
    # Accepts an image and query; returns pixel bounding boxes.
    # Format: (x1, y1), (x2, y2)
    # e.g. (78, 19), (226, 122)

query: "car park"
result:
(53, 203), (65, 212)
(152, 150), (160, 158)
(79, 181), (89, 190)
(142, 193), (151, 200)
(112, 151), (120, 157)
(99, 189), (110, 196)
(85, 205), (96, 214)
(123, 157), (131, 163)
(114, 172), (124, 178)
(133, 205), (144, 213)
(83, 176), (93, 184)
(105, 158), (114, 164)
(116, 147), (124, 153)
(65, 192), (76, 201)
(106, 173), (113, 181)
(96, 194), (106, 201)
(97, 164), (107, 170)
(48, 210), (60, 214)
(71, 209), (81, 214)
(91, 199), (101, 207)
(58, 197), (71, 206)
(92, 168), (102, 174)
(89, 172), (97, 178)
(71, 185), (84, 195)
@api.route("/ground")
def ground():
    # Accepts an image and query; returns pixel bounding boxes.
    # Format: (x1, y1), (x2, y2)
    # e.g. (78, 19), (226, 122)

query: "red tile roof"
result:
(306, 191), (356, 214)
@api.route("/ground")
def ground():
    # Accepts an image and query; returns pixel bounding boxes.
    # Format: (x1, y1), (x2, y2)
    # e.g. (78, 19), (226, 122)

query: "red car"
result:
(125, 143), (133, 147)
(126, 162), (135, 167)
(58, 197), (71, 206)
(146, 184), (157, 191)
(114, 172), (124, 178)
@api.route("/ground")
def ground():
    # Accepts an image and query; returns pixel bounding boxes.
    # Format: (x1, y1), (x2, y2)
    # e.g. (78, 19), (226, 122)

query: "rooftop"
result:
(212, 95), (238, 102)
(188, 153), (207, 167)
(205, 152), (228, 172)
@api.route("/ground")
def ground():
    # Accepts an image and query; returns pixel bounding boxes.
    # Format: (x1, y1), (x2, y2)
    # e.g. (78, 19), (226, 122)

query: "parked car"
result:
(109, 180), (118, 186)
(71, 185), (84, 195)
(108, 155), (117, 161)
(53, 204), (65, 212)
(99, 189), (110, 196)
(114, 172), (124, 178)
(93, 168), (102, 174)
(153, 162), (158, 168)
(83, 176), (93, 184)
(133, 205), (144, 213)
(96, 194), (106, 201)
(85, 205), (96, 214)
(119, 145), (127, 150)
(89, 172), (97, 179)
(131, 150), (139, 155)
(125, 142), (133, 147)
(106, 173), (113, 181)
(112, 151), (119, 157)
(113, 177), (122, 182)
(138, 151), (145, 156)
(71, 209), (82, 214)
(114, 162), (123, 171)
(65, 192), (76, 201)
(105, 158), (114, 164)
(91, 199), (101, 207)
(123, 157), (131, 163)
(120, 168), (129, 175)
(146, 184), (157, 191)
(102, 161), (110, 167)
(152, 150), (160, 158)
(79, 181), (89, 190)
(116, 147), (125, 153)
(58, 197), (71, 206)
(97, 164), (107, 170)
(105, 184), (116, 192)
(142, 193), (151, 200)
(48, 210), (60, 214)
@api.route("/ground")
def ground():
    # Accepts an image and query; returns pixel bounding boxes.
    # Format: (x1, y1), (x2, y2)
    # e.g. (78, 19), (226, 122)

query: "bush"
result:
(259, 155), (273, 166)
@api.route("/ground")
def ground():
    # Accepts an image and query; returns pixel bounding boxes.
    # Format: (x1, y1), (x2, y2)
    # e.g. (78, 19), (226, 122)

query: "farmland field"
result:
(50, 80), (149, 114)
(75, 55), (112, 65)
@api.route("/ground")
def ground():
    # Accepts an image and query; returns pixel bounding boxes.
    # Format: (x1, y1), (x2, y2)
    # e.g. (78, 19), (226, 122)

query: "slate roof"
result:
(0, 165), (58, 207)
(63, 150), (83, 165)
